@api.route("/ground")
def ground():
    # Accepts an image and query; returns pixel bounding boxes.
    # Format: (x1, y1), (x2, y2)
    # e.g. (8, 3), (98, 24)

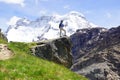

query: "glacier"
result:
(6, 11), (98, 42)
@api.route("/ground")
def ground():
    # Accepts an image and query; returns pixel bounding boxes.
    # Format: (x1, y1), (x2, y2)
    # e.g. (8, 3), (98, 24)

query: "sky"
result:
(0, 0), (120, 32)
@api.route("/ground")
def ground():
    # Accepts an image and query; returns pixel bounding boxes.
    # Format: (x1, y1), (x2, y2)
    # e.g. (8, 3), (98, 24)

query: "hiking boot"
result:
(64, 35), (67, 36)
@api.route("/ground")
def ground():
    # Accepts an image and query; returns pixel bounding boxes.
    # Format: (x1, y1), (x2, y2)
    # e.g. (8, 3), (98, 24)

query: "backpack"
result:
(59, 20), (64, 28)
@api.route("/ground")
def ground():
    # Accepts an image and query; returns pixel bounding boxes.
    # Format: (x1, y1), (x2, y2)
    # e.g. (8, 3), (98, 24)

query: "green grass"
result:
(0, 41), (88, 80)
(0, 38), (7, 44)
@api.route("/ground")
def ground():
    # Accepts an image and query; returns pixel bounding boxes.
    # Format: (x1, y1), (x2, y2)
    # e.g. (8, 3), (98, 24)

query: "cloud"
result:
(0, 0), (25, 7)
(64, 5), (70, 10)
(106, 12), (112, 18)
(38, 9), (48, 16)
(7, 16), (21, 25)
(35, 0), (48, 6)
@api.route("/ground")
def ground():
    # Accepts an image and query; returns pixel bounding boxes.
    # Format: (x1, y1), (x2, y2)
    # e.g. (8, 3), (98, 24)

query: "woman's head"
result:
(61, 20), (63, 22)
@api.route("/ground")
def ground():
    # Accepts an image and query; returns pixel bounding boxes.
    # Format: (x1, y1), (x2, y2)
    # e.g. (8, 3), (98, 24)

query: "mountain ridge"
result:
(70, 26), (120, 80)
(6, 11), (98, 42)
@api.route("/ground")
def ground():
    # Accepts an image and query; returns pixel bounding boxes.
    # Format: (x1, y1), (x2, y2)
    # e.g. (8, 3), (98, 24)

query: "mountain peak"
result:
(6, 11), (98, 42)
(7, 16), (21, 26)
(16, 18), (30, 26)
(68, 11), (85, 17)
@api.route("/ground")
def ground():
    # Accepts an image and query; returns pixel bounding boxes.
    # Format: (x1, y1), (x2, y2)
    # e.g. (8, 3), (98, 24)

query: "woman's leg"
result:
(60, 28), (62, 37)
(60, 27), (66, 37)
(63, 29), (66, 36)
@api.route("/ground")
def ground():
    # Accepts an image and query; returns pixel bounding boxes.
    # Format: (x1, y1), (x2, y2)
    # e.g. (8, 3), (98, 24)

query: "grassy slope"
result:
(0, 41), (88, 80)
(0, 38), (7, 44)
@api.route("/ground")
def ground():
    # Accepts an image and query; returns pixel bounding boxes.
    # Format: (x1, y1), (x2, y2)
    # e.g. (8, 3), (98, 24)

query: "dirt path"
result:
(0, 44), (14, 60)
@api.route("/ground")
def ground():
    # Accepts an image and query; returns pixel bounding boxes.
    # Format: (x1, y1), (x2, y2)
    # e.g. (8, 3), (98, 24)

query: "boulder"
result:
(0, 44), (13, 60)
(30, 37), (73, 68)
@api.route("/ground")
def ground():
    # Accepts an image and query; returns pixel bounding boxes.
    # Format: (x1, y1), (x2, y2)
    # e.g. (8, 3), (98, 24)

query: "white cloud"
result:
(39, 9), (47, 16)
(0, 0), (25, 7)
(35, 0), (48, 5)
(7, 16), (21, 26)
(106, 12), (112, 18)
(64, 5), (70, 9)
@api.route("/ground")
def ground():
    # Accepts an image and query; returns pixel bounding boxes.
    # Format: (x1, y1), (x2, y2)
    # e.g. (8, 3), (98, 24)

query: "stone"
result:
(0, 44), (13, 60)
(30, 37), (73, 68)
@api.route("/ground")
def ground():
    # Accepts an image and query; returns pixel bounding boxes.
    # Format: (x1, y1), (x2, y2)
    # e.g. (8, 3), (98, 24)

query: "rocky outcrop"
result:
(30, 26), (120, 79)
(0, 44), (13, 60)
(0, 29), (13, 60)
(0, 29), (8, 42)
(30, 37), (73, 68)
(70, 26), (120, 80)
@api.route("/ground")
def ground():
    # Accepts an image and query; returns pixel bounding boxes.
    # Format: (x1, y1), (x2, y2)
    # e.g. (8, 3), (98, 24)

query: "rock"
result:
(0, 44), (13, 60)
(70, 26), (120, 80)
(0, 29), (8, 42)
(30, 37), (73, 68)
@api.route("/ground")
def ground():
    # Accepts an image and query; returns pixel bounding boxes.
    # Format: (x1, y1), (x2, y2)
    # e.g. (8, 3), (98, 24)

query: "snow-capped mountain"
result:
(6, 11), (98, 42)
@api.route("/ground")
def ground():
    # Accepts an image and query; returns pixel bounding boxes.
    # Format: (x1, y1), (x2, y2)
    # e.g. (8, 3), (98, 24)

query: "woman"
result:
(59, 20), (66, 37)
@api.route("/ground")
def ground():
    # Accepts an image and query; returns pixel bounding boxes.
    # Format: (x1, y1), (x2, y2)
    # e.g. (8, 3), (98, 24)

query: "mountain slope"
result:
(70, 26), (120, 80)
(6, 11), (97, 42)
(0, 41), (88, 80)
